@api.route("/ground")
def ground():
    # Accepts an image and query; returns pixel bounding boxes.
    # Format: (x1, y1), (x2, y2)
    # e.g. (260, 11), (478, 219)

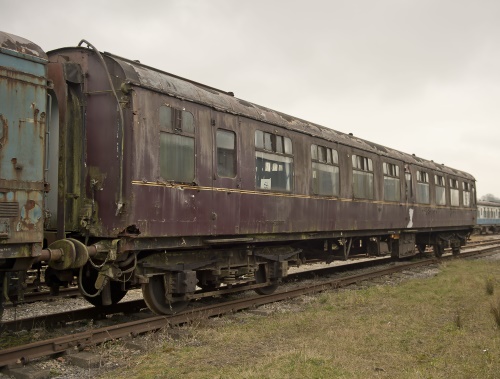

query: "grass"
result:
(101, 258), (500, 379)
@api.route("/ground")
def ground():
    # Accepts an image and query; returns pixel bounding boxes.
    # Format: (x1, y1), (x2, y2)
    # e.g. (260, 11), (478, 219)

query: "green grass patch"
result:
(102, 259), (500, 379)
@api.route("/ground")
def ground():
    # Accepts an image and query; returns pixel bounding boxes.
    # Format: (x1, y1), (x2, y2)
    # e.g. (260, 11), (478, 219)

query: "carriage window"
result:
(255, 130), (293, 192)
(435, 175), (446, 205)
(159, 106), (195, 183)
(217, 129), (236, 178)
(450, 178), (459, 206)
(463, 182), (471, 207)
(311, 144), (339, 196)
(416, 171), (430, 204)
(383, 162), (400, 202)
(352, 154), (373, 199)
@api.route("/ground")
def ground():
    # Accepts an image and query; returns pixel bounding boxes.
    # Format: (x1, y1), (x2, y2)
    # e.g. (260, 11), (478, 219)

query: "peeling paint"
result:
(19, 200), (42, 230)
(407, 208), (414, 228)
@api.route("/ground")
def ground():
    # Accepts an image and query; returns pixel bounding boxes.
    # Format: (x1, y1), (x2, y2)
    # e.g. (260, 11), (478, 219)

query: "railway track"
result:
(1, 242), (499, 369)
(7, 235), (500, 309)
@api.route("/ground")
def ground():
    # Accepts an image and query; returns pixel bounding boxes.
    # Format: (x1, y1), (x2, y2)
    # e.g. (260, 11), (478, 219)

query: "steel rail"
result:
(1, 244), (499, 367)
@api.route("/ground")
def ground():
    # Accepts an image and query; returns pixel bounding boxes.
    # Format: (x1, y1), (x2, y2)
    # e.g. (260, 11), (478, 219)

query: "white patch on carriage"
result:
(407, 208), (414, 228)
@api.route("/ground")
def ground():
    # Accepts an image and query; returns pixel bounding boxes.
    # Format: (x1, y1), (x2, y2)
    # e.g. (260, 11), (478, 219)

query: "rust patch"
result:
(0, 114), (7, 148)
(18, 199), (42, 231)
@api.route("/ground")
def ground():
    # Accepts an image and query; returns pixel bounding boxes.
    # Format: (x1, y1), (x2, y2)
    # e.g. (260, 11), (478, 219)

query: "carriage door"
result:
(210, 112), (241, 236)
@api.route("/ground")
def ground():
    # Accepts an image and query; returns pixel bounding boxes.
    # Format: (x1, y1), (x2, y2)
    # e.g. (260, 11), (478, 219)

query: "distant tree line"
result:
(480, 194), (500, 203)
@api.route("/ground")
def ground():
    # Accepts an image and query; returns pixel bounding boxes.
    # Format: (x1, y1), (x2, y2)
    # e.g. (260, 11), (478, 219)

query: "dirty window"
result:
(416, 171), (430, 204)
(217, 129), (236, 178)
(159, 106), (195, 183)
(311, 144), (339, 196)
(463, 182), (471, 207)
(434, 175), (446, 205)
(159, 106), (173, 131)
(449, 178), (459, 206)
(159, 105), (194, 134)
(352, 154), (373, 199)
(383, 162), (400, 202)
(255, 130), (293, 192)
(160, 133), (194, 183)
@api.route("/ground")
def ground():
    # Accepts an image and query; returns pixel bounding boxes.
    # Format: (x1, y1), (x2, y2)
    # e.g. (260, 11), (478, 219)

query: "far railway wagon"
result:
(0, 32), (48, 305)
(41, 41), (476, 314)
(476, 201), (500, 234)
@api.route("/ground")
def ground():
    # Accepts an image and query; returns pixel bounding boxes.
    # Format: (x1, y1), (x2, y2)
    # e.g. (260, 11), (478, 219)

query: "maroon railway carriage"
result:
(43, 42), (476, 314)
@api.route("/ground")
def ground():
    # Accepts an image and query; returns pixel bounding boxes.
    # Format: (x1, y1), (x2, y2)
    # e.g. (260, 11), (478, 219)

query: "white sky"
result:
(3, 1), (499, 197)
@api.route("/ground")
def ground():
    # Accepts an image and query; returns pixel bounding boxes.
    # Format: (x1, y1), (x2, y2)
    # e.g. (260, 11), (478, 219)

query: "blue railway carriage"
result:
(0, 32), (48, 308)
(476, 201), (500, 234)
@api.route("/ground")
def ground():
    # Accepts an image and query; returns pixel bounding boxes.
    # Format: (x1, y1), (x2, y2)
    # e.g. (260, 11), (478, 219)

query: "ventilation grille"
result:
(0, 202), (19, 218)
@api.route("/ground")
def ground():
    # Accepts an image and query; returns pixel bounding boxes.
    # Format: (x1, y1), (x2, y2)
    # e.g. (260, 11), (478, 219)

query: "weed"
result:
(491, 299), (500, 328)
(454, 310), (463, 329)
(486, 277), (495, 295)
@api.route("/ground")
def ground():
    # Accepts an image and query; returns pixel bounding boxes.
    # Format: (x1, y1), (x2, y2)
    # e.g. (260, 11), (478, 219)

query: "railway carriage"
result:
(42, 41), (476, 314)
(0, 32), (48, 309)
(476, 201), (500, 234)
(0, 32), (477, 315)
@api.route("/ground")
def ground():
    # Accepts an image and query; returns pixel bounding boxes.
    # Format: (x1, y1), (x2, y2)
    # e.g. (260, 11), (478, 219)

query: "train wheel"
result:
(254, 264), (279, 295)
(79, 263), (128, 307)
(142, 275), (189, 315)
(452, 247), (460, 256)
(433, 245), (444, 258)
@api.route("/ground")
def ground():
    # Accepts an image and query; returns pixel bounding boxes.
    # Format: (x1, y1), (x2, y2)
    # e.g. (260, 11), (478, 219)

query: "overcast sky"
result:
(3, 1), (499, 197)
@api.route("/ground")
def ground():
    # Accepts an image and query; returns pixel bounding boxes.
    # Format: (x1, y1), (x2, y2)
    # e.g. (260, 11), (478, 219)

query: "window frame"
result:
(416, 170), (430, 204)
(158, 105), (196, 183)
(434, 174), (446, 206)
(216, 128), (237, 178)
(382, 161), (401, 202)
(352, 154), (374, 200)
(254, 130), (294, 192)
(311, 144), (340, 197)
(462, 181), (472, 207)
(449, 178), (460, 207)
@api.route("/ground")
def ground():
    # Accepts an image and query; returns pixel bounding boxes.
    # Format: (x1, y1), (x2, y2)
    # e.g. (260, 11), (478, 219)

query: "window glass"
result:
(311, 144), (340, 196)
(284, 137), (293, 154)
(416, 170), (430, 204)
(255, 151), (293, 191)
(255, 130), (264, 149)
(311, 145), (318, 160)
(160, 133), (195, 182)
(159, 107), (195, 182)
(463, 182), (471, 207)
(312, 163), (339, 196)
(449, 178), (459, 206)
(435, 175), (446, 205)
(255, 130), (293, 192)
(217, 129), (236, 178)
(264, 133), (272, 151)
(159, 106), (173, 131)
(159, 106), (194, 134)
(383, 162), (400, 202)
(181, 111), (195, 134)
(318, 146), (326, 162)
(352, 154), (374, 199)
(275, 135), (283, 154)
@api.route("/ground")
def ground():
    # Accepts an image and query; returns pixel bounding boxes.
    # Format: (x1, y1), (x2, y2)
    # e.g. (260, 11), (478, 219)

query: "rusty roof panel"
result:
(0, 31), (47, 62)
(100, 50), (473, 181)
